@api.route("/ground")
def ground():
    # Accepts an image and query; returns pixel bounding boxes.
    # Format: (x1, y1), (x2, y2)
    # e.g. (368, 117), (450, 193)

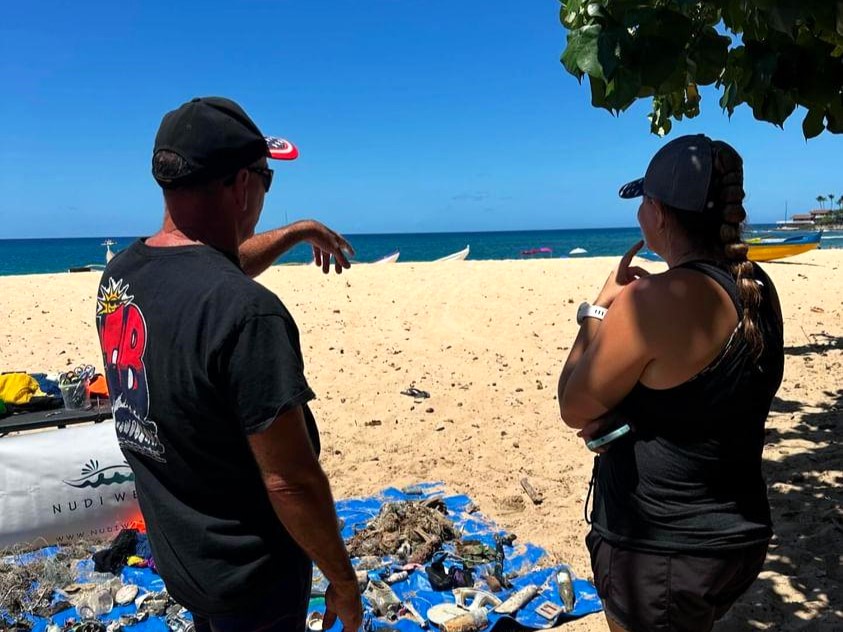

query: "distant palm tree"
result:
(837, 195), (843, 211)
(816, 195), (826, 209)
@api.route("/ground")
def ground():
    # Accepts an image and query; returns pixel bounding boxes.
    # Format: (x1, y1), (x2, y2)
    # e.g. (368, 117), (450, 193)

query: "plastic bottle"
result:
(364, 579), (402, 621)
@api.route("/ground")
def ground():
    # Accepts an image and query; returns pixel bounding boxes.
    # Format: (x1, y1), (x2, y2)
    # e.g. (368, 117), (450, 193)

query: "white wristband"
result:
(576, 302), (607, 325)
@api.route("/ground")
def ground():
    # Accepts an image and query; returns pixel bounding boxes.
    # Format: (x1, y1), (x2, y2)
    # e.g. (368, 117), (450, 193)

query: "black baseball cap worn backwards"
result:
(619, 134), (715, 213)
(152, 96), (298, 188)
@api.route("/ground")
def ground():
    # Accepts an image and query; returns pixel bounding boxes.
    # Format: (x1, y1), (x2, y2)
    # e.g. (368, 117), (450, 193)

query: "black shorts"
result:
(190, 562), (312, 632)
(586, 531), (768, 632)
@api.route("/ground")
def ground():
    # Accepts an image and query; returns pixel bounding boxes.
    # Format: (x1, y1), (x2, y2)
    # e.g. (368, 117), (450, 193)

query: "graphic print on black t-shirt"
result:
(96, 277), (165, 462)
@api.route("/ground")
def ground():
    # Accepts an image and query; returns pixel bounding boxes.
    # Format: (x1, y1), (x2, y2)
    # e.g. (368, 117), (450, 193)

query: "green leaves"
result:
(803, 108), (826, 139)
(596, 25), (623, 80)
(691, 28), (730, 85)
(562, 24), (602, 80)
(827, 97), (843, 133)
(558, 0), (843, 138)
(753, 91), (796, 127)
(605, 67), (642, 111)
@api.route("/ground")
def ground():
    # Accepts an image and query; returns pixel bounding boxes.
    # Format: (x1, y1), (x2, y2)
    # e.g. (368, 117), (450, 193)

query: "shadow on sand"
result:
(781, 333), (843, 358)
(716, 355), (842, 630)
(525, 341), (843, 632)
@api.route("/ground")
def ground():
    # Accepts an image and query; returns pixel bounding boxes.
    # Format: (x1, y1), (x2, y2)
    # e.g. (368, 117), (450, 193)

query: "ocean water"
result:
(0, 225), (840, 276)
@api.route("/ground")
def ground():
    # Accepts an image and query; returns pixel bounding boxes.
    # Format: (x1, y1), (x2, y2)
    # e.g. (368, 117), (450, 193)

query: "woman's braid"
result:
(710, 141), (764, 360)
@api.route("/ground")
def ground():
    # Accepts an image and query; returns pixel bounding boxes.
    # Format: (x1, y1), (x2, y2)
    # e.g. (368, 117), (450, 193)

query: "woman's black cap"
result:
(618, 134), (715, 213)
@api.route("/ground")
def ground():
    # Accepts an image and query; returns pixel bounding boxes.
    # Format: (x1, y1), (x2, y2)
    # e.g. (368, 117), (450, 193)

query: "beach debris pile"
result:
(346, 498), (458, 564)
(0, 531), (193, 632)
(0, 539), (100, 623)
(337, 490), (591, 631)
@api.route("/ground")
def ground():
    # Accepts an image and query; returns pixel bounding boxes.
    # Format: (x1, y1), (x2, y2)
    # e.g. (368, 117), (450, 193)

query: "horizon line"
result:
(0, 222), (792, 241)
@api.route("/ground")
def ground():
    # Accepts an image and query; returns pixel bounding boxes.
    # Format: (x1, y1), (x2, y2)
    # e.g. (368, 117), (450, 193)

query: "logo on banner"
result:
(63, 459), (134, 489)
(49, 454), (139, 517)
(51, 456), (139, 517)
(97, 278), (165, 462)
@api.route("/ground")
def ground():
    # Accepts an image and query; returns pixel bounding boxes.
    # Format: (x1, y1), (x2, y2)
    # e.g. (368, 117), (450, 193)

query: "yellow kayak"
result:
(745, 232), (822, 262)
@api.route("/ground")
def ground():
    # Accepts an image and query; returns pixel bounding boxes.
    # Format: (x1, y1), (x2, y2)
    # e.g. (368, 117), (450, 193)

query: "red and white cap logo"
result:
(266, 136), (299, 160)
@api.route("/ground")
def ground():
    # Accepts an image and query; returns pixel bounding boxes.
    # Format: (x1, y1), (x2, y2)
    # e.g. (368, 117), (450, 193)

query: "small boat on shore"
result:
(67, 240), (116, 273)
(746, 232), (822, 262)
(521, 247), (553, 256)
(374, 250), (400, 264)
(434, 245), (470, 262)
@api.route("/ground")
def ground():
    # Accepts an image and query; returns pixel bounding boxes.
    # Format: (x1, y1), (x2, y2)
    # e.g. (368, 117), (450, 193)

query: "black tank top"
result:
(590, 261), (784, 552)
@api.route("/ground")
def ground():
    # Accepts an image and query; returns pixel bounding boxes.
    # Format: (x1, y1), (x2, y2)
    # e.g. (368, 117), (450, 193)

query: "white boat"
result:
(68, 240), (117, 272)
(373, 250), (400, 264)
(434, 245), (470, 262)
(569, 247), (587, 255)
(103, 240), (117, 263)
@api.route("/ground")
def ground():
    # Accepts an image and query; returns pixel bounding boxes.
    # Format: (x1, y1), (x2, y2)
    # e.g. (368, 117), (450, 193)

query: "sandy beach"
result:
(1, 250), (841, 631)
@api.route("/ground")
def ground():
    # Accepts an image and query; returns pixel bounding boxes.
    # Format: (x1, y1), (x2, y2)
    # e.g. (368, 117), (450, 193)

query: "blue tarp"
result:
(4, 483), (601, 631)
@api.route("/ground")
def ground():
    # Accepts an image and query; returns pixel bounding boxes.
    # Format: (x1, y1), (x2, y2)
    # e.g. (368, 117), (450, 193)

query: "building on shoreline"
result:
(776, 209), (838, 230)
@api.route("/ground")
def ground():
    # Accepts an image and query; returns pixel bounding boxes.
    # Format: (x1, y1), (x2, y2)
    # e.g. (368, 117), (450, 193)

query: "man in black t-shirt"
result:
(95, 97), (362, 632)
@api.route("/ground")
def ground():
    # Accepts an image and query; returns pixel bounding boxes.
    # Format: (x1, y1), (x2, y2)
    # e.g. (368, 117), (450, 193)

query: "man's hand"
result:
(240, 220), (354, 278)
(594, 240), (650, 308)
(322, 580), (363, 631)
(301, 220), (355, 274)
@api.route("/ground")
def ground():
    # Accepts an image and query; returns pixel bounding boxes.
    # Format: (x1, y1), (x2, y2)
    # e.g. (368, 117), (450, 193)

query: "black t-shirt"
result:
(591, 261), (784, 553)
(95, 239), (319, 615)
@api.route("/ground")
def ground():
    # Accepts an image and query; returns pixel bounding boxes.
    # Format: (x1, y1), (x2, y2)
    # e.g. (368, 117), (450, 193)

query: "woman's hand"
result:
(577, 411), (631, 453)
(594, 240), (650, 308)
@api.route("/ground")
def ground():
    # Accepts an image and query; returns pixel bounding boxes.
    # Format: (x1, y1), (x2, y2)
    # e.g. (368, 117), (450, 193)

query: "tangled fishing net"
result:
(0, 537), (106, 623)
(346, 499), (459, 564)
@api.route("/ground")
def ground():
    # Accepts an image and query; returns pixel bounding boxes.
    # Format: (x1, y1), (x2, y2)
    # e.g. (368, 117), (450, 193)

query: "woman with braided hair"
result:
(557, 135), (784, 631)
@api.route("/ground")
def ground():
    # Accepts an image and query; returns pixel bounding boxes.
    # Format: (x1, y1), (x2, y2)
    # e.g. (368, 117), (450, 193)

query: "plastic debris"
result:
(75, 586), (114, 618)
(363, 579), (402, 621)
(557, 568), (575, 613)
(493, 584), (539, 615)
(114, 584), (139, 606)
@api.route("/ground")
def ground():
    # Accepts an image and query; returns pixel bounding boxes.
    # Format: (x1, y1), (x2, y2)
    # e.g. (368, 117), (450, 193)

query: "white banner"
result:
(0, 420), (141, 548)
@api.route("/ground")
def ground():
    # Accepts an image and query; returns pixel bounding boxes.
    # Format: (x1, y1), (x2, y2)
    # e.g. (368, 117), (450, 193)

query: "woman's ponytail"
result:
(710, 141), (764, 360)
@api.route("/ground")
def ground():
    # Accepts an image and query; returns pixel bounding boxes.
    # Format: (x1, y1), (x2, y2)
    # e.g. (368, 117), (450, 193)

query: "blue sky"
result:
(1, 1), (840, 239)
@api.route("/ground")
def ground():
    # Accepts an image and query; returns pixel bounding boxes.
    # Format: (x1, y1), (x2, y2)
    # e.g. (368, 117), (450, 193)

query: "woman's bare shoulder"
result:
(615, 268), (724, 340)
(629, 267), (718, 301)
(618, 268), (695, 309)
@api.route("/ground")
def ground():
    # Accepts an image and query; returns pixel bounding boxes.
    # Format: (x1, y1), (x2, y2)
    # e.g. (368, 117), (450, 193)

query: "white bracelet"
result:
(576, 302), (607, 325)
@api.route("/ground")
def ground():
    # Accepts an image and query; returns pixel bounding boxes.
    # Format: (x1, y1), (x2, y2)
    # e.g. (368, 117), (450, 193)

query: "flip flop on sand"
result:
(400, 387), (430, 399)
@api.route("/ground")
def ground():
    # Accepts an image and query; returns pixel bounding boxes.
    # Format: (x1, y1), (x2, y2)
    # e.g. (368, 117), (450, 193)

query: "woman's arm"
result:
(556, 316), (604, 409)
(558, 241), (654, 429)
(559, 282), (655, 429)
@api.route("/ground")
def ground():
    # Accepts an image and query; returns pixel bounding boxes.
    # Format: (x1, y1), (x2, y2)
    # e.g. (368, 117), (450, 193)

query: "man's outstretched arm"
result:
(240, 219), (355, 278)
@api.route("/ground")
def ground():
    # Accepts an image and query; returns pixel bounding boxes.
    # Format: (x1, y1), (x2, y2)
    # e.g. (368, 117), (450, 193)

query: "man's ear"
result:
(231, 168), (250, 211)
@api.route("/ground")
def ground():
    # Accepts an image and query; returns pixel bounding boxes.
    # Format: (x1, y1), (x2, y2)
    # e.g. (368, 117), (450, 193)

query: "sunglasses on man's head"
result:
(247, 166), (274, 193)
